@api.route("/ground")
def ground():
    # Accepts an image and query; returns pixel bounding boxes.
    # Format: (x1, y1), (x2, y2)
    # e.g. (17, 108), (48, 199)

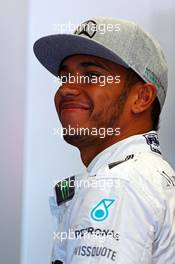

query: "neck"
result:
(79, 126), (152, 167)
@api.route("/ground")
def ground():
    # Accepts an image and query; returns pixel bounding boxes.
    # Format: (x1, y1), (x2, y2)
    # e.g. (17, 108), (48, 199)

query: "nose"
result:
(58, 83), (81, 98)
(54, 83), (82, 113)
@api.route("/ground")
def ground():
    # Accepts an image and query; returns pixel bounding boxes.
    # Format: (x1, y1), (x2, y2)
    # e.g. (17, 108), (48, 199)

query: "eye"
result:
(85, 72), (101, 78)
(58, 73), (69, 83)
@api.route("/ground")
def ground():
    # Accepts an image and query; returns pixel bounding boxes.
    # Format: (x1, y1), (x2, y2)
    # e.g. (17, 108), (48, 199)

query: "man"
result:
(33, 17), (175, 263)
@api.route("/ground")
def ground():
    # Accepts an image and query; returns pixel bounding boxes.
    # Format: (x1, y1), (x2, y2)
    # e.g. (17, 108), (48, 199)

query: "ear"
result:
(131, 83), (157, 114)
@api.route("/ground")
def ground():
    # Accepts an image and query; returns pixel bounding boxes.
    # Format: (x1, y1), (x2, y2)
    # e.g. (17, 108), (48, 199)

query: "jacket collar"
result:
(87, 131), (162, 174)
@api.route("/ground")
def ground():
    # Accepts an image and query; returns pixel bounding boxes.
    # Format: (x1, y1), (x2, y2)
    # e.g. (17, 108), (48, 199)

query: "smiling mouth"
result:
(60, 102), (91, 113)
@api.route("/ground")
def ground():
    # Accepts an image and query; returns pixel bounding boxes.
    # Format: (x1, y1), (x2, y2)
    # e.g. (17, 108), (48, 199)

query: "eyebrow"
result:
(59, 64), (68, 73)
(59, 60), (109, 73)
(79, 61), (109, 71)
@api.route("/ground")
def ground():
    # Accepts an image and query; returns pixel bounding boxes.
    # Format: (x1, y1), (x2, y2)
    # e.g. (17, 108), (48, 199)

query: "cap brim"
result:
(33, 34), (129, 77)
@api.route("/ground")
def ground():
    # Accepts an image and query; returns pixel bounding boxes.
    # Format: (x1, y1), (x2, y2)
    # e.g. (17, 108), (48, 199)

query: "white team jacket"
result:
(49, 131), (175, 264)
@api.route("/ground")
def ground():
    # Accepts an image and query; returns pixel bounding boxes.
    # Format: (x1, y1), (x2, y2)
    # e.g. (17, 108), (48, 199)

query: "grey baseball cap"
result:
(33, 17), (168, 109)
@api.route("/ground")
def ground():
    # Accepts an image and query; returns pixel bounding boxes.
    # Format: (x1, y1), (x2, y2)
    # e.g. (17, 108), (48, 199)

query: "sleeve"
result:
(152, 170), (175, 263)
(65, 166), (160, 264)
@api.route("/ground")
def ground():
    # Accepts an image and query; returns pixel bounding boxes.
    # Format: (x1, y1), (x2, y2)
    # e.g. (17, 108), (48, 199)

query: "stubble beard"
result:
(63, 89), (128, 147)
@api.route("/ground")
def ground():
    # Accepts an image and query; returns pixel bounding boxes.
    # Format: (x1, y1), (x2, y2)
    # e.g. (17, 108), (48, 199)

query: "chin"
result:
(63, 134), (84, 146)
(63, 133), (96, 148)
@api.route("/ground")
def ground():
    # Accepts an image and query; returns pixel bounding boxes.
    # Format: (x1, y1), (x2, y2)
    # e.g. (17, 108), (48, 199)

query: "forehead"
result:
(60, 54), (127, 73)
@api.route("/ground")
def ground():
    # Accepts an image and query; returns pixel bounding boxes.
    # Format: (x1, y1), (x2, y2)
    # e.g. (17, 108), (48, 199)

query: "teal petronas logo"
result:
(90, 198), (116, 222)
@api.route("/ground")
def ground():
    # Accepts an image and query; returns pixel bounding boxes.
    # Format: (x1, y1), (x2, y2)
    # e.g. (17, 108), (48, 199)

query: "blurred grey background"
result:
(0, 0), (175, 263)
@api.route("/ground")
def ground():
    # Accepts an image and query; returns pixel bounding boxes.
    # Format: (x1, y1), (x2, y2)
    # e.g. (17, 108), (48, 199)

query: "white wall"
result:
(0, 0), (28, 263)
(0, 0), (172, 264)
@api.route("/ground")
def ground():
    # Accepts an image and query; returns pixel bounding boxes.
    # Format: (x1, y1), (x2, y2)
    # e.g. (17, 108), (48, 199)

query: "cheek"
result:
(90, 86), (118, 113)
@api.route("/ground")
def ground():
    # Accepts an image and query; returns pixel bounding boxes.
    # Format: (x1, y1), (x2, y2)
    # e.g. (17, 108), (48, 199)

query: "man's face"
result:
(54, 54), (129, 146)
